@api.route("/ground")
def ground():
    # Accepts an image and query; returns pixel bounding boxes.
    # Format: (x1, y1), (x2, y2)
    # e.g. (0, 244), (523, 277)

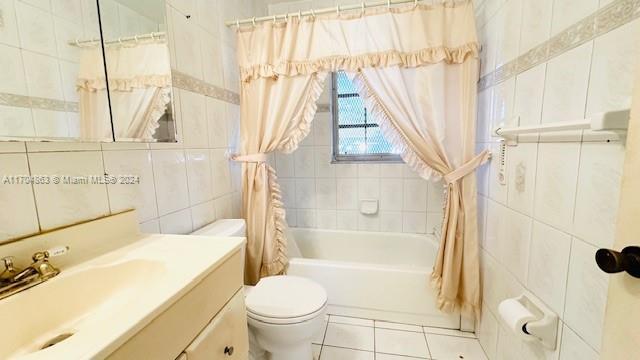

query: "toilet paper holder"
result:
(499, 293), (558, 350)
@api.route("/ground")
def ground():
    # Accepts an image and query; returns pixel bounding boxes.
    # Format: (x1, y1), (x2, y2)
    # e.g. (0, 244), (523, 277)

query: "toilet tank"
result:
(191, 219), (246, 237)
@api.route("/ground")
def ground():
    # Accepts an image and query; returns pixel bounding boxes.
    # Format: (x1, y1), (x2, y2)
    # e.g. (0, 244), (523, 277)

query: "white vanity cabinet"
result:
(107, 250), (249, 360)
(0, 211), (249, 359)
(180, 290), (248, 359)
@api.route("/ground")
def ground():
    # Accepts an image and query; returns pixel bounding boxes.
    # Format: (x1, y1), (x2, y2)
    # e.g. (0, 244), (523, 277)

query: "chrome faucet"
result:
(0, 246), (68, 300)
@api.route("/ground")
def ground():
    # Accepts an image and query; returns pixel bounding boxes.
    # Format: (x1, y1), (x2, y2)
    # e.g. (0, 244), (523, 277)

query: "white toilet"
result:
(192, 219), (328, 360)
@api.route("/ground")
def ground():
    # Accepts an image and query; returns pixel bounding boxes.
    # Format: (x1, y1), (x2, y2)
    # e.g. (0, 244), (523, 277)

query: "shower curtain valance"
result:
(236, 0), (486, 320)
(77, 43), (172, 140)
(236, 1), (479, 82)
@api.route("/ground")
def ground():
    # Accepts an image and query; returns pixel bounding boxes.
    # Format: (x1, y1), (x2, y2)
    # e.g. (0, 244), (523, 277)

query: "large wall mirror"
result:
(0, 0), (176, 143)
(94, 0), (175, 142)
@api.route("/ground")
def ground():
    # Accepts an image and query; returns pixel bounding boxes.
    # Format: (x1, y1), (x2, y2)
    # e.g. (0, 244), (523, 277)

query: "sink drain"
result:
(40, 333), (74, 350)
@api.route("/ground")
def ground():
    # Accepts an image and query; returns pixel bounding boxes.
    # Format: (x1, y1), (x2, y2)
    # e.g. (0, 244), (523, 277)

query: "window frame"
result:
(330, 72), (403, 164)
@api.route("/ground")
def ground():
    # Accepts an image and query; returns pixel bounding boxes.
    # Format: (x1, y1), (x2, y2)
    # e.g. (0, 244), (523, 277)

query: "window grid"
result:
(331, 71), (402, 163)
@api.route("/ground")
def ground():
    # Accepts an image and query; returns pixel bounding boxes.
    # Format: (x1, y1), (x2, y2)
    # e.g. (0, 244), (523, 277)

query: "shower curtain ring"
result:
(236, 18), (240, 28)
(310, 8), (316, 19)
(252, 16), (256, 26)
(273, 15), (277, 23)
(361, 2), (365, 14)
(298, 10), (302, 20)
(387, 0), (391, 9)
(336, 5), (340, 15)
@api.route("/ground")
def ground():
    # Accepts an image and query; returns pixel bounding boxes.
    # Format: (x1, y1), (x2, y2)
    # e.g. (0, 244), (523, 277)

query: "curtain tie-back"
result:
(443, 150), (491, 185)
(230, 153), (269, 163)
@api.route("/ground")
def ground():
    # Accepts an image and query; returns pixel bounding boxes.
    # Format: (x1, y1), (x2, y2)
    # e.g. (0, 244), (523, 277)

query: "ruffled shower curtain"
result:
(77, 43), (172, 141)
(234, 72), (327, 284)
(236, 0), (487, 318)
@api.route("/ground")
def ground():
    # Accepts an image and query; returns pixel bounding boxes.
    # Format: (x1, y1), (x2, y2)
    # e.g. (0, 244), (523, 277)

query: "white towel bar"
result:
(494, 109), (630, 138)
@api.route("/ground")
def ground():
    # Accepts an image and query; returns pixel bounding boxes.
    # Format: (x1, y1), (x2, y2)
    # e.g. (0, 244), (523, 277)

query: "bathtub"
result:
(287, 228), (461, 329)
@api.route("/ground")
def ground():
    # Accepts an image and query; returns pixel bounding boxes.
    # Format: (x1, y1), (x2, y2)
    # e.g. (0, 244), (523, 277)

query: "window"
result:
(331, 71), (402, 163)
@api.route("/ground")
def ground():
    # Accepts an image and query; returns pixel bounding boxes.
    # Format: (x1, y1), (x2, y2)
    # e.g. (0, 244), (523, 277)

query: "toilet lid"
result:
(245, 276), (327, 320)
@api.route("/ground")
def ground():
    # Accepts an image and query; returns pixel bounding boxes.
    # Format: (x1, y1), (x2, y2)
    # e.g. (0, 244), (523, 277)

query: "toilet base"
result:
(247, 306), (326, 360)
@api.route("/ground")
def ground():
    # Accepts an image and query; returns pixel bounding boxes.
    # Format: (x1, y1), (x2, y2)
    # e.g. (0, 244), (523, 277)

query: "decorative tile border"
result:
(1, 73), (238, 114)
(0, 92), (78, 112)
(171, 70), (240, 105)
(479, 0), (640, 91)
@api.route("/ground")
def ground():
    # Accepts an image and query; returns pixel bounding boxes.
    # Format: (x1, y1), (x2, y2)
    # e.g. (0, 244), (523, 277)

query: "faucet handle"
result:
(1, 257), (16, 276)
(1, 256), (15, 271)
(1, 256), (19, 281)
(32, 246), (69, 262)
(30, 247), (68, 280)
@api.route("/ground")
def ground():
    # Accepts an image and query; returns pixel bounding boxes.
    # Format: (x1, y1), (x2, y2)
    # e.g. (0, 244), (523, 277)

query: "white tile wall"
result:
(550, 0), (598, 36)
(526, 221), (571, 315)
(0, 0), (21, 47)
(506, 143), (537, 215)
(0, 0), (261, 243)
(586, 20), (640, 117)
(563, 238), (609, 352)
(29, 151), (110, 230)
(186, 149), (214, 205)
(477, 304), (499, 360)
(532, 143), (581, 232)
(518, 0), (553, 53)
(102, 150), (158, 222)
(540, 43), (593, 141)
(558, 325), (599, 360)
(475, 0), (637, 358)
(0, 153), (40, 239)
(180, 91), (209, 148)
(572, 142), (625, 248)
(494, 0), (522, 67)
(151, 149), (190, 216)
(0, 44), (27, 95)
(513, 64), (545, 137)
(276, 91), (445, 234)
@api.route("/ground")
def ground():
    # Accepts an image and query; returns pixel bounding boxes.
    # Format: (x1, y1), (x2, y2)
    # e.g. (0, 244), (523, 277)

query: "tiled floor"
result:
(312, 314), (488, 360)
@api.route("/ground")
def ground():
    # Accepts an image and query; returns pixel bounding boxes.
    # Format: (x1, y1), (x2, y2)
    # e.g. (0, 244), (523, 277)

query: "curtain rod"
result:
(225, 0), (451, 27)
(69, 31), (166, 48)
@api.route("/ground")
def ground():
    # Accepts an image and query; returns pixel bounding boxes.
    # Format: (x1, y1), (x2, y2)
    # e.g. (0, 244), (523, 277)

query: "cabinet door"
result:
(184, 290), (249, 360)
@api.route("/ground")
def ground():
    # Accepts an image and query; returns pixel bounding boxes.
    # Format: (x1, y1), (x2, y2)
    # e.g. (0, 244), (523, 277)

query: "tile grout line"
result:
(320, 344), (375, 353)
(98, 148), (113, 219)
(422, 328), (433, 359)
(317, 314), (331, 359)
(23, 144), (43, 234)
(373, 319), (377, 360)
(483, 191), (606, 249)
(324, 314), (483, 359)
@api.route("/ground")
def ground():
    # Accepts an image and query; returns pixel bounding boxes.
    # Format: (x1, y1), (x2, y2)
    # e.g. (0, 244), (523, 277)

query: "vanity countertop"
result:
(1, 233), (245, 360)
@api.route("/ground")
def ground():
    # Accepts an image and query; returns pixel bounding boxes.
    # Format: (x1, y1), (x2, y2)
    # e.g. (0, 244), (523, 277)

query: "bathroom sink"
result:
(0, 234), (245, 359)
(0, 260), (165, 358)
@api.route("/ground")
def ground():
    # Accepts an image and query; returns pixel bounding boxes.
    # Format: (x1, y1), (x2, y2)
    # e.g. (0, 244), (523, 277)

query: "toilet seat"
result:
(247, 304), (326, 325)
(245, 276), (327, 325)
